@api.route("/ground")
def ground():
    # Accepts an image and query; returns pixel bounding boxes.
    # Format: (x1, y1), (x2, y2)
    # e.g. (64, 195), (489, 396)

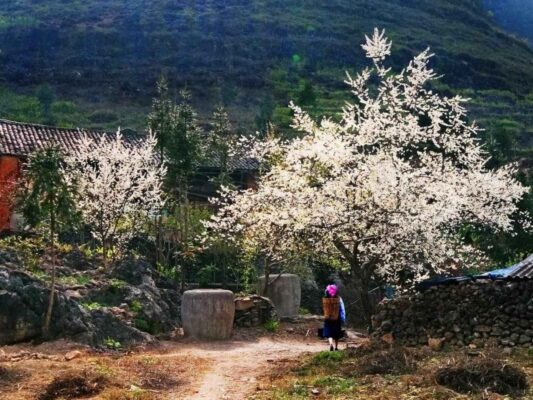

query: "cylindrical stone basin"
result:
(181, 289), (235, 340)
(258, 274), (301, 318)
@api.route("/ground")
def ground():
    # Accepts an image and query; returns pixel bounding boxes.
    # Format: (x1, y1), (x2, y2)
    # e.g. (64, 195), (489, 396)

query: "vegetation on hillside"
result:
(0, 0), (532, 135)
(484, 0), (533, 43)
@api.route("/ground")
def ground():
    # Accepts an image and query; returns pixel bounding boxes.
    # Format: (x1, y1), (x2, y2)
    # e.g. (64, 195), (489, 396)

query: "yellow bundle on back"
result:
(322, 297), (340, 320)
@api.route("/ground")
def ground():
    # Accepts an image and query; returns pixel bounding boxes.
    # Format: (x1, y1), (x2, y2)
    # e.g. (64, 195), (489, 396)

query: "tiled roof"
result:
(0, 119), (141, 158)
(0, 119), (258, 171)
(508, 254), (533, 279)
(201, 153), (259, 172)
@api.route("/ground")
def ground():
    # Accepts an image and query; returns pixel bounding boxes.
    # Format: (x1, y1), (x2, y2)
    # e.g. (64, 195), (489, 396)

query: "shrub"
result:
(263, 319), (279, 332)
(130, 299), (143, 313)
(103, 337), (122, 350)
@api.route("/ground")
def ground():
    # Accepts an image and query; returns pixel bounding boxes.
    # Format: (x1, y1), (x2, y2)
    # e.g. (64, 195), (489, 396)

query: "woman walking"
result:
(322, 284), (346, 351)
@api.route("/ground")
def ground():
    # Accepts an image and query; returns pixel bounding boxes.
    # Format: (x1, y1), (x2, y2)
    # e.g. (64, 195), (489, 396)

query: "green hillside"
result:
(0, 0), (532, 136)
(484, 0), (533, 43)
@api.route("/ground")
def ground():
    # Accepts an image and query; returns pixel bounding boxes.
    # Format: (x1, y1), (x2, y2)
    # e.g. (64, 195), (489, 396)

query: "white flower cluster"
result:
(65, 131), (166, 255)
(207, 29), (528, 284)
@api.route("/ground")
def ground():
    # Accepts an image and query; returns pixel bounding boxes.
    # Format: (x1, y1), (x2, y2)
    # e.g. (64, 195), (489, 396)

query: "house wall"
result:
(0, 156), (21, 231)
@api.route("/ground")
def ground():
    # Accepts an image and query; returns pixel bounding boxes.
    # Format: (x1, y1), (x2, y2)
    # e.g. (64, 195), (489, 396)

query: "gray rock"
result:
(0, 266), (89, 345)
(518, 335), (531, 344)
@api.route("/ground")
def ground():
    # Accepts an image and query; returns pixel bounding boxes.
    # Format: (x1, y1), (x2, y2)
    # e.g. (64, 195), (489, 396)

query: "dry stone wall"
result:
(372, 280), (533, 348)
(234, 295), (277, 327)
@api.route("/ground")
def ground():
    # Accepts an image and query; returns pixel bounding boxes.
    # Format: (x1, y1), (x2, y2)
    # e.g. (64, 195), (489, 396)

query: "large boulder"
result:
(85, 257), (181, 335)
(0, 266), (89, 344)
(182, 289), (235, 340)
(258, 274), (301, 318)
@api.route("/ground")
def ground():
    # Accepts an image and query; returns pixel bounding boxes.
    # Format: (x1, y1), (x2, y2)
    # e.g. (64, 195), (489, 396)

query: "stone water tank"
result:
(181, 289), (235, 340)
(258, 274), (301, 318)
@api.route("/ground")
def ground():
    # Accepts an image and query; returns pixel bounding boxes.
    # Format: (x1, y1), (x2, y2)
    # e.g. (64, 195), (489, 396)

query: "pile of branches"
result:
(435, 357), (528, 395)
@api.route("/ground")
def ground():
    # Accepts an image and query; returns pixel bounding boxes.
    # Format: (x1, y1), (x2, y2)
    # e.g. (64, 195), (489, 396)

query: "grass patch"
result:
(313, 375), (357, 394)
(258, 343), (533, 399)
(310, 350), (345, 366)
(81, 302), (103, 311)
(58, 275), (92, 286)
(263, 319), (280, 332)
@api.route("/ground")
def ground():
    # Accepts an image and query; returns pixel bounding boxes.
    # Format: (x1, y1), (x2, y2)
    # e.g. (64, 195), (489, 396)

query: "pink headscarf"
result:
(326, 284), (338, 297)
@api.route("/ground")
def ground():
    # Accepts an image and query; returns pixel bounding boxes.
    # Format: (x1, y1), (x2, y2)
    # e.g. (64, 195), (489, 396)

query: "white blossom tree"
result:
(66, 131), (165, 262)
(206, 29), (528, 325)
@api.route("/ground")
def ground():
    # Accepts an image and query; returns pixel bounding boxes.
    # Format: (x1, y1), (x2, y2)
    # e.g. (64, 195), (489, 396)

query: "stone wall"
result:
(372, 280), (533, 348)
(234, 295), (277, 327)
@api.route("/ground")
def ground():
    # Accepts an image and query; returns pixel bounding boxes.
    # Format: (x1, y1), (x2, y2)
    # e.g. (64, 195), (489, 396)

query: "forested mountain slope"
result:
(484, 0), (533, 44)
(0, 0), (532, 133)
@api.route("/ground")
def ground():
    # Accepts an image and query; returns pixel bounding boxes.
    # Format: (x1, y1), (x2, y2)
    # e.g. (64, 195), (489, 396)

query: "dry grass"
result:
(0, 345), (205, 400)
(254, 343), (533, 400)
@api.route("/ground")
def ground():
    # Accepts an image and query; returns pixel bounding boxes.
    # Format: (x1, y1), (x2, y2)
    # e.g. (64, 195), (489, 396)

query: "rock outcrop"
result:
(0, 254), (180, 347)
(0, 266), (88, 344)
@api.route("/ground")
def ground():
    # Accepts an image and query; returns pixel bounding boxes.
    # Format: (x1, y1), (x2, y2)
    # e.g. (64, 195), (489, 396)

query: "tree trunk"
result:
(43, 213), (56, 338)
(334, 240), (375, 332)
(355, 272), (373, 332)
(261, 258), (271, 296)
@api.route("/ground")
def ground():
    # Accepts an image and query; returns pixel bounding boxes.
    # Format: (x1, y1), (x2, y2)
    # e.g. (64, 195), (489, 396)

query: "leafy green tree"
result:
(148, 77), (204, 289)
(148, 77), (203, 194)
(296, 79), (316, 107)
(208, 105), (238, 189)
(19, 147), (78, 337)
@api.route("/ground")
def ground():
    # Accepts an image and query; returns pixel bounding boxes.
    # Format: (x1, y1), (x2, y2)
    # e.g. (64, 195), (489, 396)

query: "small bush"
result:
(435, 358), (528, 395)
(264, 319), (279, 332)
(311, 351), (345, 366)
(103, 337), (122, 350)
(130, 299), (143, 313)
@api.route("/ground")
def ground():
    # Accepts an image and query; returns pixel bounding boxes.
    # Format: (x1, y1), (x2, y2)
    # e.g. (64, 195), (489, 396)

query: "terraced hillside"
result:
(0, 0), (531, 135)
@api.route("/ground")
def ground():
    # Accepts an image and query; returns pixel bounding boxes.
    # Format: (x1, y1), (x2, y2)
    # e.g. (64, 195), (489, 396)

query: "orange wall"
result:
(0, 156), (20, 231)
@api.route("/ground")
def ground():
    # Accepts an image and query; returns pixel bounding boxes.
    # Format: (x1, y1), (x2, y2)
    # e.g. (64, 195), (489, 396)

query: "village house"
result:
(0, 119), (257, 232)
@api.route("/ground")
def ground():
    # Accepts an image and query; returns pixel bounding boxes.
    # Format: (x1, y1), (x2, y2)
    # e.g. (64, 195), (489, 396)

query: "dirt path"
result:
(169, 338), (325, 400)
(0, 331), (331, 400)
